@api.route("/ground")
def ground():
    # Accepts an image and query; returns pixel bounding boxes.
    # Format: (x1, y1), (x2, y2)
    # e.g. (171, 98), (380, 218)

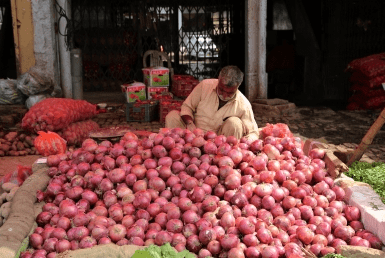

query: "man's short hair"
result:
(218, 66), (244, 88)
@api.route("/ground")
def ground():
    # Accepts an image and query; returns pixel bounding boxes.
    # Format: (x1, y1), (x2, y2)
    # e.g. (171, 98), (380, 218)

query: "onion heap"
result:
(21, 127), (384, 258)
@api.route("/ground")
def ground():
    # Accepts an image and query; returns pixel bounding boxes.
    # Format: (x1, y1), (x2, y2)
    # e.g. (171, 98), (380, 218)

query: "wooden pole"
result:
(347, 108), (385, 166)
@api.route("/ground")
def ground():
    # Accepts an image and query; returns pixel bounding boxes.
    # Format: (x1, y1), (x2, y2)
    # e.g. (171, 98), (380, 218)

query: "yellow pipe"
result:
(10, 0), (36, 76)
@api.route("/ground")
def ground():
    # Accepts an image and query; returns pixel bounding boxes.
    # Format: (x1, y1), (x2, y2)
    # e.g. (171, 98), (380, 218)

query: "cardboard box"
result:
(121, 82), (146, 103)
(147, 86), (169, 99)
(142, 66), (169, 87)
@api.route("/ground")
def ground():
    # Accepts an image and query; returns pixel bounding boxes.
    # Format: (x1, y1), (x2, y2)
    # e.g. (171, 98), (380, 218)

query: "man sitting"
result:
(165, 65), (259, 141)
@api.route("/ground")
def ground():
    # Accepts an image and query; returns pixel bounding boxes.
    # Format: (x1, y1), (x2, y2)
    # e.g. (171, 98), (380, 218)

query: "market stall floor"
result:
(0, 93), (384, 182)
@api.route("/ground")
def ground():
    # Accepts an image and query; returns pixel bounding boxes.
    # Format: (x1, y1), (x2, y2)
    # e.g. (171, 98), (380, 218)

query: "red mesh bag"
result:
(363, 88), (385, 98)
(346, 102), (363, 110)
(346, 53), (385, 78)
(34, 131), (67, 156)
(349, 84), (385, 98)
(349, 84), (367, 92)
(21, 98), (97, 133)
(261, 123), (293, 139)
(358, 59), (385, 78)
(0, 165), (33, 186)
(350, 72), (385, 88)
(347, 53), (385, 71)
(58, 120), (100, 146)
(348, 93), (368, 104)
(363, 96), (385, 110)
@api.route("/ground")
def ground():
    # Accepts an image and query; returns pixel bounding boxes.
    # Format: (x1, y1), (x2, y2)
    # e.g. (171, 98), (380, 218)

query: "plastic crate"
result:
(126, 101), (159, 122)
(171, 75), (199, 98)
(159, 99), (184, 124)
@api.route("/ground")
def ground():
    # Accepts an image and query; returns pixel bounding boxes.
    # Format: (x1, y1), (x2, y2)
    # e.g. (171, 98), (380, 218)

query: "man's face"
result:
(217, 79), (238, 101)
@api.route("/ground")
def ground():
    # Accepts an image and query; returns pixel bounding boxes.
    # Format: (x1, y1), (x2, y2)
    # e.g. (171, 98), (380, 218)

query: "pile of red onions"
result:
(21, 127), (384, 258)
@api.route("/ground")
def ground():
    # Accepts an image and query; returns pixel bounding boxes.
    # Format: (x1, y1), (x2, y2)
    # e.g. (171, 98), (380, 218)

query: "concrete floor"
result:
(83, 91), (126, 105)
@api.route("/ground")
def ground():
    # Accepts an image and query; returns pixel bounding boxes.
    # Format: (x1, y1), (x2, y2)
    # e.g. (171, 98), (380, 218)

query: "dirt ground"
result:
(260, 107), (384, 145)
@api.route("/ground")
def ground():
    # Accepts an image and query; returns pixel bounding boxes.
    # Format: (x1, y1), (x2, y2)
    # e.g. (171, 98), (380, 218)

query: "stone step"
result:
(253, 98), (289, 105)
(252, 100), (296, 117)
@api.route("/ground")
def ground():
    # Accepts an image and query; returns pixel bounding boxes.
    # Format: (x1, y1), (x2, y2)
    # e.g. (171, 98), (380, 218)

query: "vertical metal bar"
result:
(71, 48), (83, 99)
(103, 3), (106, 28)
(172, 3), (179, 67)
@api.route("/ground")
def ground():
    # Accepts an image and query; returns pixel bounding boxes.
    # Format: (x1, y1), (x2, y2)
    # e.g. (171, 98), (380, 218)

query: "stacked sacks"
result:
(346, 53), (385, 110)
(22, 98), (100, 148)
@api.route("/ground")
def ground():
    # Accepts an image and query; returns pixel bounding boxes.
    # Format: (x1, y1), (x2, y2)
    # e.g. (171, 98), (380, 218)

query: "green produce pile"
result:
(345, 161), (385, 203)
(131, 243), (195, 258)
(322, 254), (348, 258)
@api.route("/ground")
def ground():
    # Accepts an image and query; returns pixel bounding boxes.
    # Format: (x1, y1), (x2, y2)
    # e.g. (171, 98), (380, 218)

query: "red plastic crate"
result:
(159, 99), (184, 124)
(171, 75), (199, 98)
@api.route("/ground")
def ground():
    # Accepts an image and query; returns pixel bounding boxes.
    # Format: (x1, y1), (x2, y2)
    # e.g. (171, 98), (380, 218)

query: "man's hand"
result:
(186, 121), (196, 132)
(181, 115), (196, 132)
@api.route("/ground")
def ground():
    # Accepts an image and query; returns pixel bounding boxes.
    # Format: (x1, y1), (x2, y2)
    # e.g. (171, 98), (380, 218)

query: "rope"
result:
(54, 0), (72, 51)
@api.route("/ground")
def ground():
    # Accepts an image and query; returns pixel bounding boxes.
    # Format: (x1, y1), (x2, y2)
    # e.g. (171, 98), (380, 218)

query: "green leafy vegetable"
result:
(345, 161), (385, 203)
(131, 250), (153, 258)
(160, 243), (177, 258)
(133, 244), (195, 258)
(143, 244), (162, 258)
(176, 249), (196, 258)
(322, 254), (348, 258)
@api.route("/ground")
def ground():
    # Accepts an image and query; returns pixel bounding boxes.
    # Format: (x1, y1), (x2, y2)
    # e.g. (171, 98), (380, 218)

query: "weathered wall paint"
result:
(31, 0), (62, 96)
(11, 0), (36, 75)
(11, 0), (62, 96)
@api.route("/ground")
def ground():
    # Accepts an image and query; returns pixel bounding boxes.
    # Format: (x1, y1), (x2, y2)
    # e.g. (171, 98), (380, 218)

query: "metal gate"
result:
(71, 0), (243, 92)
(321, 0), (385, 102)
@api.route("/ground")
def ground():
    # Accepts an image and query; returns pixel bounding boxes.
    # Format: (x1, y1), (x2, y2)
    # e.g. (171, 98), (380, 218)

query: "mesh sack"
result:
(58, 120), (100, 146)
(348, 92), (369, 104)
(349, 83), (367, 92)
(0, 165), (32, 186)
(347, 52), (385, 71)
(21, 98), (97, 133)
(349, 84), (385, 98)
(346, 102), (363, 110)
(363, 95), (385, 110)
(358, 59), (385, 78)
(346, 53), (385, 78)
(362, 88), (385, 98)
(34, 131), (67, 156)
(350, 72), (385, 88)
